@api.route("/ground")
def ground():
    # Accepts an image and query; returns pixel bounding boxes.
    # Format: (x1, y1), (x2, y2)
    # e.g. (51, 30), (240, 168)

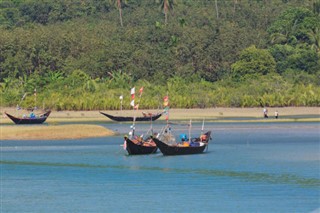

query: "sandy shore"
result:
(1, 107), (319, 123)
(0, 124), (115, 140)
(1, 107), (318, 140)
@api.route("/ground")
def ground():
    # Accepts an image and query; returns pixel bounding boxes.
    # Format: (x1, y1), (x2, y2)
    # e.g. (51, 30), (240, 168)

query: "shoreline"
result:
(1, 107), (319, 123)
(1, 107), (319, 140)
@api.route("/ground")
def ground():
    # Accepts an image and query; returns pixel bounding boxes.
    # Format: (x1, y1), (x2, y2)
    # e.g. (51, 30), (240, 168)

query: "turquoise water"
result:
(1, 122), (319, 213)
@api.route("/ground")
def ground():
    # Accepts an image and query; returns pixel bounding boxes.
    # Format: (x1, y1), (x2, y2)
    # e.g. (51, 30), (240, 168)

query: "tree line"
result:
(0, 0), (319, 110)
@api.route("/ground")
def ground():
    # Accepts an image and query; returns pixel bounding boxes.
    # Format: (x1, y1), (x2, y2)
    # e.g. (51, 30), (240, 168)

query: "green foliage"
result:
(0, 0), (319, 109)
(231, 45), (276, 79)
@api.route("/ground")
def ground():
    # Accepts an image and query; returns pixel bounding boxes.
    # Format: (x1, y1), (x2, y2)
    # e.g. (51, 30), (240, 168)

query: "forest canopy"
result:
(0, 0), (319, 110)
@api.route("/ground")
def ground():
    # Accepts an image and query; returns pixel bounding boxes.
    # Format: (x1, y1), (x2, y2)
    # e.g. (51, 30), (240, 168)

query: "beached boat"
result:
(5, 111), (51, 124)
(124, 135), (158, 155)
(100, 111), (163, 122)
(151, 131), (212, 156)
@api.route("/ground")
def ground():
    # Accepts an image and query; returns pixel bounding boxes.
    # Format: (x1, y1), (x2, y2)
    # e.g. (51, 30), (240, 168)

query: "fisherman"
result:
(29, 110), (36, 118)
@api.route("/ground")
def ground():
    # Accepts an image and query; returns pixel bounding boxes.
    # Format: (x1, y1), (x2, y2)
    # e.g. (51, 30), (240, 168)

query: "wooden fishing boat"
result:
(100, 111), (163, 122)
(5, 111), (51, 124)
(151, 131), (212, 156)
(124, 135), (158, 155)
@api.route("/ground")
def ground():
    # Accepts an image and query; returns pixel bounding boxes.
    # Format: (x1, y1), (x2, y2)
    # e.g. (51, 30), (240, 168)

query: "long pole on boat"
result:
(188, 119), (192, 143)
(130, 87), (136, 138)
(164, 91), (169, 126)
(17, 93), (27, 109)
(201, 118), (205, 135)
(137, 87), (143, 109)
(34, 88), (37, 109)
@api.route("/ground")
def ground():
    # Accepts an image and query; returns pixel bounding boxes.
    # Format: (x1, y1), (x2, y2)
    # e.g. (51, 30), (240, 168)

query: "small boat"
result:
(5, 111), (51, 124)
(124, 136), (158, 155)
(151, 131), (212, 156)
(100, 111), (163, 122)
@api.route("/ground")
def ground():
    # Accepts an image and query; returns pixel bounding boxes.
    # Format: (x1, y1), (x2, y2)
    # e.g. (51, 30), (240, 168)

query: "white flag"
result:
(130, 100), (135, 107)
(130, 87), (135, 95)
(119, 95), (123, 100)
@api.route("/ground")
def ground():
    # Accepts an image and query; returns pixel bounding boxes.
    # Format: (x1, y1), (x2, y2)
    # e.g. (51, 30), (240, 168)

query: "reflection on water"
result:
(1, 122), (319, 213)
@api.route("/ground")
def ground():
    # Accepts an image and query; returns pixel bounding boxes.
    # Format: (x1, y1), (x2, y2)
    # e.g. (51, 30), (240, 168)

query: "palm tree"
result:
(215, 0), (219, 19)
(109, 0), (127, 27)
(313, 0), (320, 15)
(156, 0), (174, 25)
(308, 27), (320, 54)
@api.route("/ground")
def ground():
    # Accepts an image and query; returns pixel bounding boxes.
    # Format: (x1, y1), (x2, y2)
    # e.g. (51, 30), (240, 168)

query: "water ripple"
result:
(1, 160), (319, 187)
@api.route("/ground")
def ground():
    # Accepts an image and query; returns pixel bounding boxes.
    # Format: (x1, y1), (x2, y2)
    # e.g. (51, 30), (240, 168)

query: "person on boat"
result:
(200, 134), (207, 142)
(29, 110), (36, 118)
(275, 110), (279, 119)
(180, 134), (188, 142)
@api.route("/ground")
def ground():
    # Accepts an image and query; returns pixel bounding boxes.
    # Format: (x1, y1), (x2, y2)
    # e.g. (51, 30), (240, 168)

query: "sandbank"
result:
(1, 107), (319, 124)
(0, 124), (115, 140)
(1, 107), (318, 140)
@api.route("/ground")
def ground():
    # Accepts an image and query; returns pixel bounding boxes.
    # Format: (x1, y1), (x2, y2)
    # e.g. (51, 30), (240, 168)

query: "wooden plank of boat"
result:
(100, 111), (163, 122)
(5, 111), (51, 125)
(151, 131), (212, 156)
(124, 136), (158, 155)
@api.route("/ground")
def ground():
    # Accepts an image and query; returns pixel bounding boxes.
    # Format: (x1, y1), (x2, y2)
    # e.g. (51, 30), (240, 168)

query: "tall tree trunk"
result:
(164, 0), (168, 25)
(215, 0), (219, 19)
(233, 0), (237, 20)
(118, 0), (123, 27)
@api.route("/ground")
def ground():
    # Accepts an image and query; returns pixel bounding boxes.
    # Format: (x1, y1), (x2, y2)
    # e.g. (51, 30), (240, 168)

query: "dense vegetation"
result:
(0, 0), (319, 110)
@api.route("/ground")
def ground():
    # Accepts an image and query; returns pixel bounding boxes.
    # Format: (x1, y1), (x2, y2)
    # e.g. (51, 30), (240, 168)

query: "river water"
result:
(1, 122), (319, 212)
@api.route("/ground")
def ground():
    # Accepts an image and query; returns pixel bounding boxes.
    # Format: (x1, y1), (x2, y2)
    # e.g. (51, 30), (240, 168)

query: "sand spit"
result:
(0, 124), (115, 140)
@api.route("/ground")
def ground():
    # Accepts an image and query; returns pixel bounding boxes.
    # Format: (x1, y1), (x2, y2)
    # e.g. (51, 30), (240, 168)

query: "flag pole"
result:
(201, 118), (205, 135)
(137, 87), (143, 108)
(130, 87), (136, 138)
(119, 94), (123, 111)
(166, 91), (169, 126)
(189, 119), (192, 143)
(34, 88), (37, 110)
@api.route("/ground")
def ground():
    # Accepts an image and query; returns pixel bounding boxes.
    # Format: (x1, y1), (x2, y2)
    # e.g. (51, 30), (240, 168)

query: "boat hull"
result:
(100, 111), (162, 122)
(5, 111), (51, 125)
(124, 137), (158, 155)
(152, 131), (211, 156)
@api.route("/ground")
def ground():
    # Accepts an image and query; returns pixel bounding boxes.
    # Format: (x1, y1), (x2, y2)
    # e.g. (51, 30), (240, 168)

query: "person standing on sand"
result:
(275, 110), (279, 119)
(263, 107), (268, 118)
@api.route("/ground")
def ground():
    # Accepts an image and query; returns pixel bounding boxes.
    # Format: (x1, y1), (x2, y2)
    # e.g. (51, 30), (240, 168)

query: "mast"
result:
(34, 88), (37, 109)
(163, 92), (169, 126)
(130, 87), (135, 138)
(188, 119), (192, 143)
(201, 118), (205, 135)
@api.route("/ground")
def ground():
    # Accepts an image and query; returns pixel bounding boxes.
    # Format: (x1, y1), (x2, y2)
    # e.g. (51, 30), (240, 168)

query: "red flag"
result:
(163, 96), (169, 107)
(131, 87), (135, 100)
(165, 113), (169, 120)
(139, 87), (144, 94)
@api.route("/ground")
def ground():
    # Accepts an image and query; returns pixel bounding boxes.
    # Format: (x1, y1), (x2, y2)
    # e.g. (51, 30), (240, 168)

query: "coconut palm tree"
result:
(307, 27), (320, 54)
(109, 0), (127, 27)
(215, 0), (219, 19)
(156, 0), (174, 25)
